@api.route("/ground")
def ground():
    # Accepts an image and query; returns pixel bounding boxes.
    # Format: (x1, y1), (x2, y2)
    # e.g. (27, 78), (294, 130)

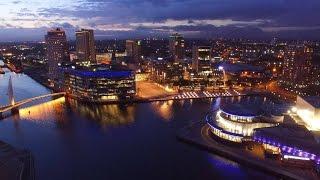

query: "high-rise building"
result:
(192, 46), (212, 75)
(76, 29), (96, 63)
(280, 45), (320, 96)
(282, 46), (313, 86)
(45, 28), (68, 87)
(126, 40), (141, 63)
(169, 33), (185, 61)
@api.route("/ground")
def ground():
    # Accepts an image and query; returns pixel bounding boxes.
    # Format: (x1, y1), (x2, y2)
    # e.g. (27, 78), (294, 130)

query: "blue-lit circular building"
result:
(207, 103), (280, 143)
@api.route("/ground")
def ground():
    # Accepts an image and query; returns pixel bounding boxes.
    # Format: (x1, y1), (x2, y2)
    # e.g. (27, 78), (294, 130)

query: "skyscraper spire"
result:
(8, 76), (15, 106)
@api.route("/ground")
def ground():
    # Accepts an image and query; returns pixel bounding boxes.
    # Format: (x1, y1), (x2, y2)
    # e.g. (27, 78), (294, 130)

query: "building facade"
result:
(280, 45), (320, 96)
(296, 96), (320, 131)
(76, 29), (96, 63)
(61, 65), (136, 102)
(207, 104), (278, 143)
(169, 33), (185, 61)
(45, 28), (69, 88)
(126, 40), (141, 63)
(192, 46), (212, 75)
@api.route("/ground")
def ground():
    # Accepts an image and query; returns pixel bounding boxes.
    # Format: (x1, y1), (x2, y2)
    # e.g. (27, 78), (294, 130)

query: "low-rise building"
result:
(296, 96), (320, 131)
(253, 124), (320, 167)
(59, 64), (136, 102)
(207, 103), (279, 143)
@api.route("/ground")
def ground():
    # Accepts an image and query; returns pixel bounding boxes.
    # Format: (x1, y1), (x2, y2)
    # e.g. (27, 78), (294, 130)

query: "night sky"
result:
(0, 0), (320, 41)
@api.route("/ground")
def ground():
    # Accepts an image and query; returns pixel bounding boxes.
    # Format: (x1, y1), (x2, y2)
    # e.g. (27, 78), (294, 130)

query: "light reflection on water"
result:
(151, 100), (174, 121)
(19, 97), (67, 128)
(0, 66), (277, 180)
(0, 68), (51, 106)
(67, 99), (136, 128)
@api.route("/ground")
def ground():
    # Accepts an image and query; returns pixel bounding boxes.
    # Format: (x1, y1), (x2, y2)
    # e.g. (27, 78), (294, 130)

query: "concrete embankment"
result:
(177, 123), (318, 180)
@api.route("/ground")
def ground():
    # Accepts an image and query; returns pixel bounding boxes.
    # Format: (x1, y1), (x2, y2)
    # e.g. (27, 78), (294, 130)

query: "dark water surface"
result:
(0, 66), (276, 180)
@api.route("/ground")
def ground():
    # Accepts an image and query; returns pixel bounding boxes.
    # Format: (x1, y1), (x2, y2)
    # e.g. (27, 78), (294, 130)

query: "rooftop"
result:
(254, 124), (320, 156)
(220, 103), (263, 117)
(60, 64), (134, 78)
(67, 69), (133, 78)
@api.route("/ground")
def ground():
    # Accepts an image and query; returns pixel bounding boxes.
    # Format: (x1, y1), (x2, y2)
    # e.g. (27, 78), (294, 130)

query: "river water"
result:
(0, 64), (276, 180)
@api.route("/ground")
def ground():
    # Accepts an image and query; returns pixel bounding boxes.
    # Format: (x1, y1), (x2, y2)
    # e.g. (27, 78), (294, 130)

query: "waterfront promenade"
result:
(177, 122), (319, 180)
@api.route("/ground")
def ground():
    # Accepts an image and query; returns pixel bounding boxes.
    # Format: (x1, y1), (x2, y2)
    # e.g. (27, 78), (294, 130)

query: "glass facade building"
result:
(207, 104), (278, 143)
(60, 66), (136, 102)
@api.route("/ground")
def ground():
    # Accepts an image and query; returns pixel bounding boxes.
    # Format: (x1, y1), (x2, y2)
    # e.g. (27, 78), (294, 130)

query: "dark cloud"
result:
(37, 0), (320, 27)
(1, 0), (320, 40)
(12, 1), (22, 4)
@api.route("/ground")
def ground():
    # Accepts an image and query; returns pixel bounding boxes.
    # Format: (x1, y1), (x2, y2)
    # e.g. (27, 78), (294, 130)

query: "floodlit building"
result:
(207, 103), (279, 143)
(296, 96), (320, 131)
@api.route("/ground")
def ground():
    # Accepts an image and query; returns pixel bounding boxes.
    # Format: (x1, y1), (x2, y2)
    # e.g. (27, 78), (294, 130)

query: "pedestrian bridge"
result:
(0, 92), (66, 116)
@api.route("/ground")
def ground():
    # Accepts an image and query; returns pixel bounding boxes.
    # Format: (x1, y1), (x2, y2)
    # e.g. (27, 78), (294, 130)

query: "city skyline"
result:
(0, 1), (320, 179)
(1, 0), (320, 41)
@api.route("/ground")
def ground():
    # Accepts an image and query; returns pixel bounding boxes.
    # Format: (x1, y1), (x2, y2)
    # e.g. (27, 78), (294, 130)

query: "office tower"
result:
(45, 28), (68, 87)
(76, 29), (96, 63)
(169, 33), (185, 61)
(126, 40), (141, 63)
(192, 46), (212, 75)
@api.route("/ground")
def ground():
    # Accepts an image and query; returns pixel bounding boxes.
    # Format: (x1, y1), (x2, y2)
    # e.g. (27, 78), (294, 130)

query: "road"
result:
(265, 81), (297, 100)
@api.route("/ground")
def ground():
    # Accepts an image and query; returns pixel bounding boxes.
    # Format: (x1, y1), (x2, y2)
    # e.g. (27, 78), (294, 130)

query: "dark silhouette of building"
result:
(169, 33), (185, 61)
(76, 29), (96, 63)
(45, 28), (69, 88)
(126, 40), (141, 63)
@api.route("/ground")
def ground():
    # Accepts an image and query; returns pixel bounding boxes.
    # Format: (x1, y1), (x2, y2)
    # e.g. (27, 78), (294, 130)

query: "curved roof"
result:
(254, 124), (320, 157)
(220, 103), (263, 117)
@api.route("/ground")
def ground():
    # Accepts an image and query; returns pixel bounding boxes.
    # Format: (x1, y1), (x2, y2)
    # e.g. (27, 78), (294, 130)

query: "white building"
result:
(296, 96), (320, 131)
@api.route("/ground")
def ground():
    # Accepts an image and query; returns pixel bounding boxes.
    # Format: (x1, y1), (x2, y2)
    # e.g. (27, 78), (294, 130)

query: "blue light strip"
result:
(63, 68), (134, 78)
(253, 136), (320, 164)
